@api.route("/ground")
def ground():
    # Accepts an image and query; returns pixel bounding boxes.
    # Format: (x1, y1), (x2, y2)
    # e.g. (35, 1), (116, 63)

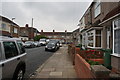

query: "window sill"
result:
(87, 46), (102, 49)
(111, 54), (120, 58)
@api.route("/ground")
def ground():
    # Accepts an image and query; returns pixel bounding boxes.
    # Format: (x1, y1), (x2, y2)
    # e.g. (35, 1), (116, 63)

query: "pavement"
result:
(25, 46), (54, 78)
(30, 45), (77, 79)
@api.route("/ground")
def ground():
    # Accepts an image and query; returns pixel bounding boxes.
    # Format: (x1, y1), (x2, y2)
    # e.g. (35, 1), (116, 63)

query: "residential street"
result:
(1, 1), (120, 79)
(24, 46), (54, 78)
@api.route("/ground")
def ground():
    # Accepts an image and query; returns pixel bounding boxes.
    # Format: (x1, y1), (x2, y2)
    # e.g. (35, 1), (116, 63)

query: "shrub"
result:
(86, 60), (99, 65)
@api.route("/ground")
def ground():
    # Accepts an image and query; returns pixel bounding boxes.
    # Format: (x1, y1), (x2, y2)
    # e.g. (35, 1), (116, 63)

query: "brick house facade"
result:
(40, 30), (72, 43)
(19, 24), (40, 41)
(78, 1), (120, 73)
(0, 16), (19, 38)
(72, 28), (80, 46)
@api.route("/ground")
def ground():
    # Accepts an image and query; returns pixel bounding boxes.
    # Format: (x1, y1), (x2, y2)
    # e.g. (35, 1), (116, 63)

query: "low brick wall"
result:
(68, 44), (76, 65)
(75, 54), (95, 78)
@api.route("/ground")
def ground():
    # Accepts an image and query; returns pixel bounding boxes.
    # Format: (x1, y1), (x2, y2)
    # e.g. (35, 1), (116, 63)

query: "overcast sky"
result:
(1, 0), (93, 32)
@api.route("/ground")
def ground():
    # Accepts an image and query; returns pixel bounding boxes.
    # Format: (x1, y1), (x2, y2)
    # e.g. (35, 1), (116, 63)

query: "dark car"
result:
(45, 41), (59, 51)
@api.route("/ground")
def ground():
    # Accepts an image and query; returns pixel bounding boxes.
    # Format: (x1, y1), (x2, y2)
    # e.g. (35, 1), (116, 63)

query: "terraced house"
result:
(19, 24), (40, 41)
(40, 30), (72, 43)
(78, 1), (120, 73)
(0, 16), (19, 37)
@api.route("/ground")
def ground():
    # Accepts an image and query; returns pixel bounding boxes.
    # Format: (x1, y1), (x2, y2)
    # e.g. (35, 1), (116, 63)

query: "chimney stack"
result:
(25, 24), (29, 27)
(41, 30), (43, 32)
(53, 30), (55, 32)
(65, 30), (67, 32)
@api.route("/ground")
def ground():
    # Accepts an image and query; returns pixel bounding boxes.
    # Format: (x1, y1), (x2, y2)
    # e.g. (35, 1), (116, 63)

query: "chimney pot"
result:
(25, 24), (29, 27)
(41, 30), (43, 32)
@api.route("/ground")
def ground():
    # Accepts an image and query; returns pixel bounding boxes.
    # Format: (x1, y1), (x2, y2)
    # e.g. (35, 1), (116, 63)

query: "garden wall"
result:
(75, 54), (95, 78)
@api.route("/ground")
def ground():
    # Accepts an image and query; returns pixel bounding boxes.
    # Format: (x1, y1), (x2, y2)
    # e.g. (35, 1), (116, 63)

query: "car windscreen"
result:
(47, 43), (55, 47)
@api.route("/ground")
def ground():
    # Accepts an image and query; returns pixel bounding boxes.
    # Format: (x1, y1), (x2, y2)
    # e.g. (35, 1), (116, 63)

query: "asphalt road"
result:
(24, 46), (54, 78)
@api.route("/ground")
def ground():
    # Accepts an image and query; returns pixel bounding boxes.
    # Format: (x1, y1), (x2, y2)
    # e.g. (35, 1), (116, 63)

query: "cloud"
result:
(1, 2), (91, 32)
(2, 0), (93, 2)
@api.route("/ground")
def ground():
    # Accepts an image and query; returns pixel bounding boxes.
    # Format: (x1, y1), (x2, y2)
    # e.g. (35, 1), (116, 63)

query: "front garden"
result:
(68, 44), (111, 78)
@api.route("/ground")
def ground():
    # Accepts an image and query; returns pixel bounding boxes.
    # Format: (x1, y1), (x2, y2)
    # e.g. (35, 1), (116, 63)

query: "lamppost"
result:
(31, 18), (34, 40)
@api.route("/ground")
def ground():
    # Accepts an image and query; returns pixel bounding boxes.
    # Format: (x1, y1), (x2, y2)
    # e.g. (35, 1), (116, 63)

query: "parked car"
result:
(24, 41), (35, 48)
(39, 39), (47, 46)
(0, 36), (26, 80)
(46, 39), (50, 44)
(59, 41), (62, 47)
(45, 41), (59, 51)
(34, 41), (41, 47)
(22, 42), (25, 47)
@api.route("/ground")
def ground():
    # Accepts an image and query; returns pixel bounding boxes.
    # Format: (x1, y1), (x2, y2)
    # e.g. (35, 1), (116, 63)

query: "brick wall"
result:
(75, 54), (95, 78)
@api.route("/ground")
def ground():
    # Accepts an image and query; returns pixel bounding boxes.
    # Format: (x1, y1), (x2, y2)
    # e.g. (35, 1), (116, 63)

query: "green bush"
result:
(86, 60), (99, 65)
(76, 44), (82, 48)
(34, 35), (48, 41)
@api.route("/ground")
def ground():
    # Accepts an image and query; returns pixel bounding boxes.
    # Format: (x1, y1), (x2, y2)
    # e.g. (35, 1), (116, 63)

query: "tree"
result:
(34, 35), (48, 41)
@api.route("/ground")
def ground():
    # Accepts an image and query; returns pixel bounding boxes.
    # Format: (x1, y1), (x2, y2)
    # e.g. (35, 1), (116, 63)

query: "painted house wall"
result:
(0, 17), (19, 38)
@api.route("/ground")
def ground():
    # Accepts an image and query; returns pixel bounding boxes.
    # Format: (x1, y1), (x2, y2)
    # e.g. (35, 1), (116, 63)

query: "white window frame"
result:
(0, 23), (10, 32)
(87, 30), (95, 48)
(14, 27), (17, 33)
(94, 1), (101, 18)
(112, 18), (120, 57)
(80, 17), (85, 32)
(87, 29), (102, 49)
(82, 32), (87, 46)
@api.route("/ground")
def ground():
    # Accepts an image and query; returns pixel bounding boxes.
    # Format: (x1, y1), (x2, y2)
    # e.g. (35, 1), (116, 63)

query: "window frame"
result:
(0, 23), (10, 32)
(87, 29), (102, 48)
(3, 41), (19, 59)
(87, 30), (95, 47)
(94, 1), (101, 18)
(16, 41), (25, 54)
(113, 18), (120, 57)
(14, 27), (18, 33)
(1, 23), (6, 30)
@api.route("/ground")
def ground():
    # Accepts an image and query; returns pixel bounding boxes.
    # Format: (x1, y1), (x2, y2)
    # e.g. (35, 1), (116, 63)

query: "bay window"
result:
(87, 30), (94, 47)
(82, 32), (87, 46)
(87, 29), (102, 48)
(113, 18), (120, 56)
(95, 30), (101, 47)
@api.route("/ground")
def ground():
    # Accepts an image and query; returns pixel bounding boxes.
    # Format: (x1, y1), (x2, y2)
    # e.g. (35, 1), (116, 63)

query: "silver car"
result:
(39, 39), (47, 46)
(0, 36), (26, 80)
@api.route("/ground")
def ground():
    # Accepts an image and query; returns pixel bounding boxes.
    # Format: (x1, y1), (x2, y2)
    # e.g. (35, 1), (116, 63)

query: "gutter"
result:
(99, 13), (120, 25)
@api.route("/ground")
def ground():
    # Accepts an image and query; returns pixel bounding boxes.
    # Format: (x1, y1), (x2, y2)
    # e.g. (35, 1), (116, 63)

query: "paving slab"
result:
(49, 72), (62, 77)
(31, 45), (77, 79)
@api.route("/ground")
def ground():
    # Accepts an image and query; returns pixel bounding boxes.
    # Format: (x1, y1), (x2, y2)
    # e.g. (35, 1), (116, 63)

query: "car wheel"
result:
(13, 67), (25, 80)
(17, 69), (24, 80)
